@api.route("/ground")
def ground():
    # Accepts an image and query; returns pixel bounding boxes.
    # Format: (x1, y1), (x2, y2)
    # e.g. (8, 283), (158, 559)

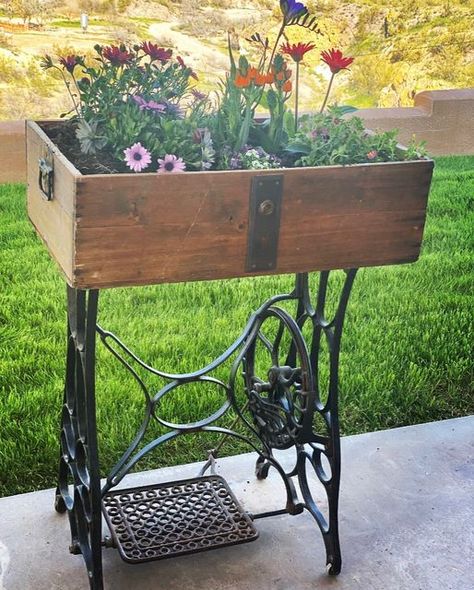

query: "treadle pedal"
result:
(102, 475), (259, 563)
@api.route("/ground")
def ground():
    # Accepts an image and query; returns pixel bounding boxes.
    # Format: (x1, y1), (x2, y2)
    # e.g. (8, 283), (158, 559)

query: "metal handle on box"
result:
(38, 157), (54, 201)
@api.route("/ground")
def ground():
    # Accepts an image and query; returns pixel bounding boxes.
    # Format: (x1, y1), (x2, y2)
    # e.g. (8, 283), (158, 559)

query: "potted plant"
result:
(27, 0), (433, 289)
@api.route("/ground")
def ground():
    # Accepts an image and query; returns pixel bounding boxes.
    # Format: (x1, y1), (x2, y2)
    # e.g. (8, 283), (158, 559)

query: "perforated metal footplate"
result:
(102, 475), (258, 563)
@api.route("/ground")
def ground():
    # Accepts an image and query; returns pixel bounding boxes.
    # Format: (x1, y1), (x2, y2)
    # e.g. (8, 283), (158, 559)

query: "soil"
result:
(40, 121), (125, 175)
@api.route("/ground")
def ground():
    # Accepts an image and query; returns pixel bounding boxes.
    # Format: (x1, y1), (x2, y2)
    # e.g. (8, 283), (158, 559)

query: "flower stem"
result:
(71, 72), (83, 116)
(54, 65), (81, 118)
(294, 61), (300, 134)
(320, 72), (335, 113)
(268, 24), (285, 72)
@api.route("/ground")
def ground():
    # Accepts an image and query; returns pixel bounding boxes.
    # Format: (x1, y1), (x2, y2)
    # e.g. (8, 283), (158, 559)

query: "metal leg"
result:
(55, 286), (103, 590)
(242, 270), (357, 575)
(297, 269), (357, 575)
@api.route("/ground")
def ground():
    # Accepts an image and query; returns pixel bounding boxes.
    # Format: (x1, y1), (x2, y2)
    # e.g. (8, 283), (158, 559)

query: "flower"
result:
(265, 72), (275, 84)
(310, 127), (330, 141)
(234, 146), (282, 170)
(234, 74), (251, 88)
(280, 0), (308, 22)
(367, 150), (378, 160)
(157, 154), (186, 174)
(177, 56), (198, 80)
(141, 42), (172, 63)
(132, 95), (166, 113)
(320, 48), (354, 74)
(247, 67), (259, 80)
(59, 55), (80, 73)
(147, 100), (167, 112)
(193, 128), (216, 170)
(123, 143), (152, 172)
(40, 54), (54, 70)
(282, 80), (292, 92)
(102, 45), (133, 66)
(281, 42), (315, 63)
(191, 88), (207, 101)
(255, 72), (268, 86)
(162, 101), (185, 118)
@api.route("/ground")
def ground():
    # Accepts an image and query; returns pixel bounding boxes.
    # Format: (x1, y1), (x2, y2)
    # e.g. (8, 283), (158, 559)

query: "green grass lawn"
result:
(1, 156), (473, 497)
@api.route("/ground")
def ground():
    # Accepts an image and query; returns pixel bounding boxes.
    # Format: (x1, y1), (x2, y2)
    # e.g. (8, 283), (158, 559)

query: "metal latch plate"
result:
(246, 174), (284, 272)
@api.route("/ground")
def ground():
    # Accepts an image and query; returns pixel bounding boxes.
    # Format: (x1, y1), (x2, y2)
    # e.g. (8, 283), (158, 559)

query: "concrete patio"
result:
(0, 415), (472, 590)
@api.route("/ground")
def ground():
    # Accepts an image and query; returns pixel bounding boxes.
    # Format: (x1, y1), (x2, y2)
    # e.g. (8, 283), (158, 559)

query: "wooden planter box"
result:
(26, 120), (434, 289)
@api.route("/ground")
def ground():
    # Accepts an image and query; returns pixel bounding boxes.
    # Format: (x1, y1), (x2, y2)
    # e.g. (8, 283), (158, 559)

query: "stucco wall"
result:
(0, 88), (473, 184)
(354, 89), (474, 156)
(0, 120), (26, 184)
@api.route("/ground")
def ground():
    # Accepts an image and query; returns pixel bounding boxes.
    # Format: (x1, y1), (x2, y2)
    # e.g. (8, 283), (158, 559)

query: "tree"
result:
(3, 0), (60, 27)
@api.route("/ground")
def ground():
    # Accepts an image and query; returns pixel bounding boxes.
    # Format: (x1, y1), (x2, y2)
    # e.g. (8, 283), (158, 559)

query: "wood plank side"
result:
(74, 160), (433, 289)
(26, 121), (77, 284)
(76, 161), (432, 227)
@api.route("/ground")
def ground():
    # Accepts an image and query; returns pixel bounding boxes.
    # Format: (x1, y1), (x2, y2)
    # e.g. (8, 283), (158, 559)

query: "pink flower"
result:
(367, 150), (378, 160)
(102, 45), (133, 66)
(123, 142), (152, 172)
(132, 95), (166, 112)
(176, 55), (198, 80)
(157, 154), (186, 174)
(59, 55), (80, 73)
(147, 100), (166, 112)
(141, 42), (172, 63)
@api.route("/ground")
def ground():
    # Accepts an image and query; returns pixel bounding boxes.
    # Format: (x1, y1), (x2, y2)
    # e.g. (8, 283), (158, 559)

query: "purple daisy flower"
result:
(132, 95), (166, 113)
(132, 95), (147, 109)
(191, 89), (207, 101)
(146, 100), (166, 112)
(157, 154), (186, 174)
(123, 142), (152, 172)
(163, 101), (185, 119)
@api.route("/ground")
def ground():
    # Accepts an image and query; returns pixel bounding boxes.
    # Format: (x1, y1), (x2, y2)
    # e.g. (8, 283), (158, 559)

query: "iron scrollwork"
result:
(55, 269), (357, 589)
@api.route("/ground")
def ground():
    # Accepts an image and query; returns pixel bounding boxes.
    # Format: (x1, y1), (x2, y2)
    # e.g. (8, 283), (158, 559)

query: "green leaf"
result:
(267, 89), (278, 111)
(285, 139), (311, 155)
(337, 105), (358, 115)
(238, 55), (249, 74)
(284, 110), (296, 138)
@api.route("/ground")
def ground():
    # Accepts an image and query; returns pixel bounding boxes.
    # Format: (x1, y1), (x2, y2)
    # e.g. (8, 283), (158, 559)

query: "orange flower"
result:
(282, 80), (292, 92)
(276, 71), (285, 81)
(285, 69), (292, 79)
(234, 74), (250, 88)
(255, 73), (268, 86)
(247, 67), (258, 80)
(265, 72), (275, 84)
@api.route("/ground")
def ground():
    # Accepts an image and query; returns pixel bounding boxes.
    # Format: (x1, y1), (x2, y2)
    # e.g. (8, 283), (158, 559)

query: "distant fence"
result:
(0, 88), (473, 184)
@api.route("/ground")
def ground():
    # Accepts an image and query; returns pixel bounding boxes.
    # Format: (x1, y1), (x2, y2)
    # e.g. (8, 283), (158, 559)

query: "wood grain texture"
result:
(26, 121), (434, 289)
(26, 121), (78, 282)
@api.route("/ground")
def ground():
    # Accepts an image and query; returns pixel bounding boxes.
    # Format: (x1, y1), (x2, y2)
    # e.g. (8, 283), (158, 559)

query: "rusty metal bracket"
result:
(246, 174), (284, 272)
